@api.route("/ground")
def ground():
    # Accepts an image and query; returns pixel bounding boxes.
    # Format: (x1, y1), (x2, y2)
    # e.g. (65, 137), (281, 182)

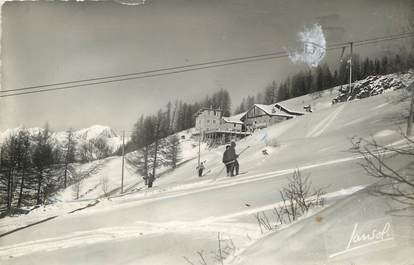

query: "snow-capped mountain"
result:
(74, 125), (119, 141)
(0, 125), (123, 153)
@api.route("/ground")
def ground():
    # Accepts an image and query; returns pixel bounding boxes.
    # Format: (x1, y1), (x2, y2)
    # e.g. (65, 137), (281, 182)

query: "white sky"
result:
(0, 0), (413, 132)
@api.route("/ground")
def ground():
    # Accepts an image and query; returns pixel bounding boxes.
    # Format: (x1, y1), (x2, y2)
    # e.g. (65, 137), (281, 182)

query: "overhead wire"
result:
(1, 32), (413, 98)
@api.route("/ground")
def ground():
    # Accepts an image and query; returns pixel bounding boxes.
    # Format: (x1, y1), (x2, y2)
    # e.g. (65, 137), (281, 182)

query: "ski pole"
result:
(238, 145), (250, 156)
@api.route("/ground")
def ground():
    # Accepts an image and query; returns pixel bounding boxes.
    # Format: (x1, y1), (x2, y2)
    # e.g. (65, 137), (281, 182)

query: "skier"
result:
(196, 162), (205, 177)
(222, 145), (234, 176)
(147, 173), (154, 188)
(222, 142), (239, 176)
(228, 141), (239, 176)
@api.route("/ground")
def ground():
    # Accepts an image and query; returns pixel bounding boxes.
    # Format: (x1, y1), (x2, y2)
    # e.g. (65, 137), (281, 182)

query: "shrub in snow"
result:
(332, 71), (413, 104)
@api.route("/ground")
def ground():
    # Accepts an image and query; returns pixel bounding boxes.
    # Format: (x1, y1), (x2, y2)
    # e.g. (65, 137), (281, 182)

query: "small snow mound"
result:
(374, 129), (395, 138)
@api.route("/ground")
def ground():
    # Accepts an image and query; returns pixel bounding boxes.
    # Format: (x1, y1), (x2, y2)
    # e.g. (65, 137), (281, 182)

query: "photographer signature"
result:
(329, 222), (393, 258)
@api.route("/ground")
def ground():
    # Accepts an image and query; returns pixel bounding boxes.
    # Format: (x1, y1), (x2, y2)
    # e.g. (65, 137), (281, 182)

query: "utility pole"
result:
(198, 127), (201, 167)
(348, 42), (353, 97)
(407, 83), (414, 136)
(63, 132), (71, 188)
(121, 130), (125, 193)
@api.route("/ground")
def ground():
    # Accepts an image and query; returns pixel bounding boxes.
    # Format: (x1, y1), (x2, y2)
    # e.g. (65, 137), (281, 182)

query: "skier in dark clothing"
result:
(229, 141), (239, 176)
(222, 145), (233, 176)
(196, 162), (205, 177)
(222, 142), (239, 176)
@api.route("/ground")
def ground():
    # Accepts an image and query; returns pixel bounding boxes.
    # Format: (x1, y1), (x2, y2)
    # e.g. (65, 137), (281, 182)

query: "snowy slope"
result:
(231, 189), (413, 265)
(279, 70), (414, 113)
(56, 128), (208, 201)
(1, 73), (413, 265)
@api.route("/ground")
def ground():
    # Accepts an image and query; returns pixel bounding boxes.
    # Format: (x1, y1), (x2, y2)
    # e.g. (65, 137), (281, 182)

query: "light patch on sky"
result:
(113, 0), (146, 6)
(288, 24), (326, 68)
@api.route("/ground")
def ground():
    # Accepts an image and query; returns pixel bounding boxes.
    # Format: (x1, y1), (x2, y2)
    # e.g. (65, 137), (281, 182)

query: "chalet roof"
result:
(221, 112), (246, 124)
(253, 104), (295, 118)
(274, 103), (305, 116)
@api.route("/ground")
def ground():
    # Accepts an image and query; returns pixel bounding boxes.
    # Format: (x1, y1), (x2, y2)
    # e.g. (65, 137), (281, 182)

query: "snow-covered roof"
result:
(274, 103), (305, 116)
(221, 112), (246, 124)
(253, 104), (295, 118)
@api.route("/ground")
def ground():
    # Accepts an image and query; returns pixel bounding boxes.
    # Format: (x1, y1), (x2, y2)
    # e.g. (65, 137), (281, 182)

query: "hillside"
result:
(231, 189), (413, 265)
(56, 128), (208, 201)
(0, 73), (413, 265)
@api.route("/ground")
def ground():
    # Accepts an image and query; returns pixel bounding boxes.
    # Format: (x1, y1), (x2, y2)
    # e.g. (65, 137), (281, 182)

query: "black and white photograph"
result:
(0, 0), (413, 264)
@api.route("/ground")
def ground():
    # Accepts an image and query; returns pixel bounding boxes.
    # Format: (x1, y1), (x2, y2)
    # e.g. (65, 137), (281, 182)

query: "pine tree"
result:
(381, 56), (389, 74)
(264, 81), (278, 104)
(315, 66), (324, 91)
(148, 110), (168, 188)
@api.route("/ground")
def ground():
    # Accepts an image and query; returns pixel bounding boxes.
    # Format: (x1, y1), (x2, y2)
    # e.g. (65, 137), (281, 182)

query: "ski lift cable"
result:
(1, 32), (412, 96)
(2, 32), (412, 95)
(1, 32), (413, 98)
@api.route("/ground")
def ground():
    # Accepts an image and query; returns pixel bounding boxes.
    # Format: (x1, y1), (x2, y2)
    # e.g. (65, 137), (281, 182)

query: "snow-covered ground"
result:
(230, 189), (414, 265)
(1, 79), (413, 264)
(55, 128), (208, 201)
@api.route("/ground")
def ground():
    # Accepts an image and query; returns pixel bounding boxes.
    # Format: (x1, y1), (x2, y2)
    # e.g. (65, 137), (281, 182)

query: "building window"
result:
(207, 120), (210, 123)
(213, 120), (216, 124)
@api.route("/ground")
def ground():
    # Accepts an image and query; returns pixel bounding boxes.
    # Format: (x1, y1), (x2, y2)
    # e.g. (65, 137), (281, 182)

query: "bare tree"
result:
(254, 169), (325, 233)
(0, 133), (21, 213)
(70, 161), (105, 200)
(32, 125), (56, 205)
(407, 83), (414, 136)
(72, 173), (84, 200)
(148, 110), (168, 188)
(92, 138), (112, 160)
(280, 169), (325, 220)
(352, 135), (414, 208)
(63, 128), (77, 188)
(100, 175), (109, 197)
(79, 141), (94, 163)
(164, 134), (181, 169)
(16, 130), (32, 209)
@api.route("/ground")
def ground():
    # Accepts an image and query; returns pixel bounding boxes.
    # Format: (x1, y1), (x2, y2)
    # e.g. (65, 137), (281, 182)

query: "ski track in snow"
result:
(371, 102), (389, 110)
(306, 104), (345, 138)
(1, 140), (410, 260)
(0, 185), (365, 260)
(48, 142), (409, 224)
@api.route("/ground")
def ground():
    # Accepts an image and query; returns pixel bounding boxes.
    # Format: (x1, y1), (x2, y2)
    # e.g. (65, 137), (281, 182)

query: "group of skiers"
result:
(222, 141), (240, 176)
(196, 141), (242, 177)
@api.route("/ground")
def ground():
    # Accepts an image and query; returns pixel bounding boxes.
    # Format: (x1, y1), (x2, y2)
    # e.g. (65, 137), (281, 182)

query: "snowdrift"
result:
(232, 188), (414, 265)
